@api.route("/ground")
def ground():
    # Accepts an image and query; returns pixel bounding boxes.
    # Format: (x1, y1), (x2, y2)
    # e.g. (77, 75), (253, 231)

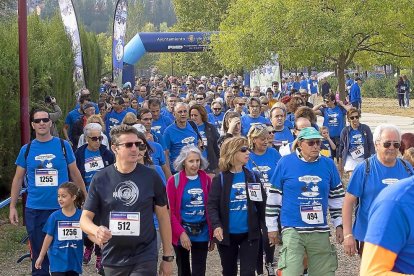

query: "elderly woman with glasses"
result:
(208, 137), (266, 276)
(245, 124), (281, 276)
(267, 127), (345, 276)
(77, 115), (109, 149)
(74, 122), (115, 273)
(166, 145), (213, 276)
(338, 108), (375, 178)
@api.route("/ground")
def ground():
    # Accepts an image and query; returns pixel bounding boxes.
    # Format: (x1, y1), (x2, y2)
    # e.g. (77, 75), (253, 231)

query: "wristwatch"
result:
(162, 255), (175, 262)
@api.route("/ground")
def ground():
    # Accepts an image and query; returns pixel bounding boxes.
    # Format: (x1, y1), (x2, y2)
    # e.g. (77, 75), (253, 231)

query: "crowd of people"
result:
(8, 73), (414, 276)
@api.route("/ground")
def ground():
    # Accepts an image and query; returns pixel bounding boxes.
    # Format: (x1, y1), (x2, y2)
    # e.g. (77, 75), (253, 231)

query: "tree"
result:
(213, 0), (413, 100)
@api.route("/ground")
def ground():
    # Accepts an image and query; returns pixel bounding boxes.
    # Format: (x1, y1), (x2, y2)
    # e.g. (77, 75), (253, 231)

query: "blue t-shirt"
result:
(208, 112), (225, 133)
(348, 128), (364, 151)
(320, 105), (346, 138)
(273, 127), (294, 145)
(309, 79), (318, 94)
(347, 155), (413, 241)
(152, 164), (166, 230)
(125, 107), (137, 115)
(240, 115), (270, 136)
(229, 172), (248, 234)
(246, 148), (281, 194)
(64, 109), (82, 137)
(104, 109), (128, 137)
(365, 176), (414, 274)
(180, 176), (209, 242)
(149, 141), (166, 166)
(43, 209), (83, 274)
(300, 79), (309, 91)
(270, 153), (341, 229)
(161, 107), (175, 122)
(349, 83), (361, 103)
(15, 138), (75, 210)
(163, 122), (198, 172)
(292, 81), (301, 91)
(152, 115), (173, 136)
(83, 148), (104, 187)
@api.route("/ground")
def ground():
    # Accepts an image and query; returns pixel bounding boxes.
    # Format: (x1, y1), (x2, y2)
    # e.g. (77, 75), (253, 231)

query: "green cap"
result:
(297, 127), (323, 140)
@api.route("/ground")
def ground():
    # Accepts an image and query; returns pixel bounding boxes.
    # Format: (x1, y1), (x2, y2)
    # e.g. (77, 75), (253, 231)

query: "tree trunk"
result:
(337, 56), (347, 101)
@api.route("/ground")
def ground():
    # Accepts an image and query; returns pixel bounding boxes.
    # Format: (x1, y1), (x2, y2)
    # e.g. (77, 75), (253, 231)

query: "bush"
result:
(361, 77), (397, 98)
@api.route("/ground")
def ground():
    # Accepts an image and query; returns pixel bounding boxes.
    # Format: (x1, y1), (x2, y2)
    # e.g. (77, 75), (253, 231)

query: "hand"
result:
(9, 207), (19, 226)
(268, 231), (279, 246)
(158, 260), (173, 276)
(336, 226), (344, 244)
(95, 226), (112, 246)
(227, 118), (240, 134)
(180, 232), (192, 251)
(35, 255), (44, 269)
(145, 132), (154, 142)
(213, 227), (223, 242)
(208, 241), (215, 252)
(51, 97), (56, 104)
(343, 235), (357, 256)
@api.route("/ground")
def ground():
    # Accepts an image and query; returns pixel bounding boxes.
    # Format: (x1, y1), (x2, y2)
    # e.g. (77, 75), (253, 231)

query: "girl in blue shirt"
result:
(35, 182), (88, 276)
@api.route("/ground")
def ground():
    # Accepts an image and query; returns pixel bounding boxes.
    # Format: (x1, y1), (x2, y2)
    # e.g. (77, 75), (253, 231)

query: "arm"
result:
(62, 124), (70, 141)
(155, 205), (174, 276)
(328, 182), (345, 243)
(207, 175), (223, 231)
(342, 193), (358, 256)
(165, 177), (186, 241)
(9, 166), (26, 225)
(48, 104), (62, 122)
(337, 100), (351, 111)
(80, 209), (112, 247)
(312, 104), (324, 116)
(68, 162), (87, 198)
(34, 234), (53, 269)
(266, 186), (282, 246)
(360, 243), (406, 276)
(162, 163), (172, 180)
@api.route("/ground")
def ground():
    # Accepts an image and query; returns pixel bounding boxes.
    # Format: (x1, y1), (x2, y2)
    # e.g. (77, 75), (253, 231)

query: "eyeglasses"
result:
(349, 116), (360, 120)
(176, 110), (188, 114)
(111, 86), (117, 89)
(261, 102), (269, 105)
(239, 146), (250, 153)
(33, 118), (50, 124)
(213, 108), (222, 111)
(117, 142), (147, 150)
(382, 141), (401, 149)
(302, 140), (322, 147)
(196, 97), (204, 101)
(88, 136), (103, 142)
(237, 103), (245, 106)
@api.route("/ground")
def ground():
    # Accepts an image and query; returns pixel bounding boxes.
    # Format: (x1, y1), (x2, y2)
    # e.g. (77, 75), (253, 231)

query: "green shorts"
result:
(278, 228), (338, 276)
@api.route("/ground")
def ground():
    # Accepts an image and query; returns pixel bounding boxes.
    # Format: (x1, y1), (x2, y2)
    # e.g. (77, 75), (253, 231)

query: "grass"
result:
(361, 97), (414, 117)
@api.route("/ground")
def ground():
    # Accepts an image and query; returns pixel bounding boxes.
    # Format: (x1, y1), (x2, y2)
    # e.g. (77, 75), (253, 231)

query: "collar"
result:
(295, 148), (320, 163)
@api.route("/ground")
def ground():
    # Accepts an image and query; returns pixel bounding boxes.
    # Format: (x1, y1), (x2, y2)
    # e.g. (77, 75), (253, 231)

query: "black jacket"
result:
(204, 122), (220, 173)
(75, 144), (115, 183)
(207, 167), (267, 246)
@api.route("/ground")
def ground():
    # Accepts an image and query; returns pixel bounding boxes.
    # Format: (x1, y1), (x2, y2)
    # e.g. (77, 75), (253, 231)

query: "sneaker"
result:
(83, 246), (92, 265)
(96, 255), (104, 275)
(265, 263), (276, 276)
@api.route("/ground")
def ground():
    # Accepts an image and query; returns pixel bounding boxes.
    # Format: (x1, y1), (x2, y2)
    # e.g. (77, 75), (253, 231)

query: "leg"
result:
(305, 232), (337, 276)
(26, 208), (55, 276)
(83, 236), (93, 264)
(256, 233), (264, 275)
(239, 236), (259, 276)
(263, 233), (276, 275)
(174, 244), (191, 276)
(190, 241), (209, 276)
(104, 264), (135, 276)
(129, 260), (158, 276)
(278, 228), (306, 276)
(218, 235), (240, 276)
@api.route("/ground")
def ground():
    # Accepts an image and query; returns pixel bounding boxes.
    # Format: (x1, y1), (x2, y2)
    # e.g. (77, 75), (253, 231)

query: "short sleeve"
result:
(153, 171), (168, 207)
(330, 160), (341, 188)
(270, 160), (284, 190)
(346, 162), (365, 197)
(64, 113), (71, 125)
(43, 213), (56, 236)
(15, 144), (28, 168)
(83, 175), (101, 214)
(64, 140), (76, 164)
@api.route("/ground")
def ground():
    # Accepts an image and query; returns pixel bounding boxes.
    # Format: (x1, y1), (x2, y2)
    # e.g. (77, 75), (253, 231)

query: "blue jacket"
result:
(349, 83), (361, 104)
(75, 144), (115, 182)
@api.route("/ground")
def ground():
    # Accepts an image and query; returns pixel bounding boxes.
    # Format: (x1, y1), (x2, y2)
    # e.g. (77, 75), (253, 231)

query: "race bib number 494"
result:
(300, 205), (324, 225)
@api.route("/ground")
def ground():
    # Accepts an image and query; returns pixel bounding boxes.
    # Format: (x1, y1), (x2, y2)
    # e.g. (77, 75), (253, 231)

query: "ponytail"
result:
(59, 182), (85, 209)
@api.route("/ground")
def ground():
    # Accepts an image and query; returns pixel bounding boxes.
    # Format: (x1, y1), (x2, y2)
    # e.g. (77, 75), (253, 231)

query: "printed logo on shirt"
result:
(351, 134), (363, 144)
(382, 178), (399, 185)
(298, 175), (322, 197)
(232, 182), (247, 200)
(327, 113), (339, 126)
(35, 154), (56, 163)
(112, 180), (139, 206)
(188, 188), (203, 205)
(182, 136), (195, 144)
(151, 125), (162, 134)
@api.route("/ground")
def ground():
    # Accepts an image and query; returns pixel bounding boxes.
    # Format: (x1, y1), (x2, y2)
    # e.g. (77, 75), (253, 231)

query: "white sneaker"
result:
(265, 263), (276, 276)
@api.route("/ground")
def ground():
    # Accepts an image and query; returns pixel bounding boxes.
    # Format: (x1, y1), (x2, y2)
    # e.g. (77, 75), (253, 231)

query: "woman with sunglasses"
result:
(208, 137), (266, 276)
(166, 145), (213, 276)
(77, 115), (109, 148)
(208, 100), (225, 135)
(246, 125), (281, 276)
(338, 108), (375, 178)
(267, 127), (344, 276)
(74, 122), (114, 274)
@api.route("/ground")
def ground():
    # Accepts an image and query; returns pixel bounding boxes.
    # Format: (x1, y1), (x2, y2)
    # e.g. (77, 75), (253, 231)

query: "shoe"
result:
(96, 255), (104, 275)
(265, 262), (276, 276)
(83, 246), (92, 265)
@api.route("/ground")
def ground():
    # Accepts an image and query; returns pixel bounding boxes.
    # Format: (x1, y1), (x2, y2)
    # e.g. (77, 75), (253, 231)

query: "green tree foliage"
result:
(213, 0), (413, 99)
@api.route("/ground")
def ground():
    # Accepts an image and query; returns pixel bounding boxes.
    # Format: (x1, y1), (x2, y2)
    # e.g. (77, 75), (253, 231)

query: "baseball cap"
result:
(297, 127), (323, 140)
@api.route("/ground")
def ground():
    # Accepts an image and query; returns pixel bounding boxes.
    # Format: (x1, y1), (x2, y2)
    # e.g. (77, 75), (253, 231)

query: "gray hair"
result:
(373, 124), (401, 142)
(173, 145), (209, 172)
(270, 102), (287, 117)
(175, 102), (188, 111)
(84, 123), (102, 137)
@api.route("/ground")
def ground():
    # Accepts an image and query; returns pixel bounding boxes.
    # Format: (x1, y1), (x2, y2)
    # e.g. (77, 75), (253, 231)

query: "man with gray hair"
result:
(342, 124), (414, 257)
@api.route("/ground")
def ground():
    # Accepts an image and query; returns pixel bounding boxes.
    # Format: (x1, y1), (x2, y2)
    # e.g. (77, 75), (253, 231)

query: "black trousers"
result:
(50, 272), (79, 276)
(398, 93), (405, 107)
(256, 232), (276, 274)
(104, 261), (157, 276)
(217, 233), (259, 276)
(84, 236), (102, 256)
(174, 241), (209, 276)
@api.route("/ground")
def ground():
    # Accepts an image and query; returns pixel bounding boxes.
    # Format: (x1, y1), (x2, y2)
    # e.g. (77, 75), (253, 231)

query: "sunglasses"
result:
(239, 146), (250, 153)
(117, 142), (147, 150)
(196, 97), (204, 100)
(88, 136), (103, 142)
(237, 103), (246, 106)
(33, 118), (50, 124)
(349, 116), (360, 120)
(111, 86), (117, 88)
(213, 108), (222, 111)
(382, 141), (401, 149)
(302, 139), (322, 146)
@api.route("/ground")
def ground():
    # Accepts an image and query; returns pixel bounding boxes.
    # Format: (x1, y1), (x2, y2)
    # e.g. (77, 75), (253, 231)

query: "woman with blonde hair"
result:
(208, 137), (266, 276)
(121, 112), (138, 126)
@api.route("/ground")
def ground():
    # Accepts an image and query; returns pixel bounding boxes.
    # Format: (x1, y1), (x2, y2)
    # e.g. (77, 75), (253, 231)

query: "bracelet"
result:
(344, 234), (353, 239)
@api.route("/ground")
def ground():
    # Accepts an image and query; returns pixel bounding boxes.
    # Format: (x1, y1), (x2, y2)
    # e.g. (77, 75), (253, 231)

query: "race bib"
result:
(109, 212), (140, 236)
(247, 183), (263, 202)
(84, 156), (104, 173)
(350, 145), (364, 159)
(57, 221), (82, 241)
(300, 205), (324, 225)
(202, 137), (208, 146)
(35, 169), (58, 187)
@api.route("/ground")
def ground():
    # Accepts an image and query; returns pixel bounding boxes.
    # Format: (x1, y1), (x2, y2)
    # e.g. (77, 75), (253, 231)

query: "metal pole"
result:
(19, 0), (30, 145)
(18, 0), (30, 225)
